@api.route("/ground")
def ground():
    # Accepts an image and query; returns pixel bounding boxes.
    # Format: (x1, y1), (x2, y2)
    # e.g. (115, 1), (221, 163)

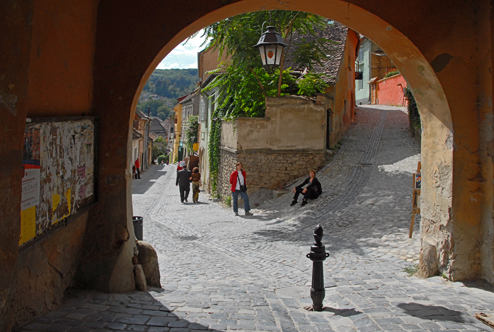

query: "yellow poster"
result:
(52, 193), (60, 211)
(52, 193), (61, 224)
(19, 206), (36, 245)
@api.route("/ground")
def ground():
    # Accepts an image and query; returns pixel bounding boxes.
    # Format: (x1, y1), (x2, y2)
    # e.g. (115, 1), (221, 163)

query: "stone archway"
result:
(87, 0), (489, 290)
(134, 1), (456, 281)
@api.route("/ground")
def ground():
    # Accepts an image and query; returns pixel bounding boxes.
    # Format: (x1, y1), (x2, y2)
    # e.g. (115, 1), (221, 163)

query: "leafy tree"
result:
(206, 66), (296, 120)
(157, 112), (168, 120)
(138, 99), (165, 116)
(140, 69), (198, 100)
(152, 136), (168, 160)
(138, 69), (199, 115)
(297, 73), (330, 96)
(200, 13), (336, 114)
(201, 11), (333, 118)
(156, 104), (171, 118)
(157, 155), (168, 164)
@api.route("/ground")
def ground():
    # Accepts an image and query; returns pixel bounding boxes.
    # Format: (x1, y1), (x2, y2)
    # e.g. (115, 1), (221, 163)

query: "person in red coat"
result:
(229, 162), (253, 216)
(134, 158), (141, 179)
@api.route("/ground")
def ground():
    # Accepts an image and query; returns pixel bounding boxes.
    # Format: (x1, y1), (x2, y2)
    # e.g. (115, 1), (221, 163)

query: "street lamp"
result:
(254, 26), (286, 73)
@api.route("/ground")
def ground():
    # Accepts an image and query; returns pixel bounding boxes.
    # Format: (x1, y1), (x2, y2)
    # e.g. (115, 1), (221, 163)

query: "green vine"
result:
(208, 109), (223, 197)
(184, 115), (199, 153)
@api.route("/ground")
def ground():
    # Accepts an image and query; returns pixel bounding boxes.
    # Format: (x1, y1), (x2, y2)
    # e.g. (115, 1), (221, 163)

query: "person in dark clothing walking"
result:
(291, 169), (322, 207)
(176, 167), (192, 203)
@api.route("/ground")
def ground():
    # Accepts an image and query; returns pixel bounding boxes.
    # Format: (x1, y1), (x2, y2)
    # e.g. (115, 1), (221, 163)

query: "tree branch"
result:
(277, 15), (297, 97)
(250, 67), (267, 98)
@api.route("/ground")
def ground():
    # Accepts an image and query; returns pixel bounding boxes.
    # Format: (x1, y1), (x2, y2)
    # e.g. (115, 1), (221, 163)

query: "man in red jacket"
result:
(229, 162), (253, 216)
(134, 158), (141, 179)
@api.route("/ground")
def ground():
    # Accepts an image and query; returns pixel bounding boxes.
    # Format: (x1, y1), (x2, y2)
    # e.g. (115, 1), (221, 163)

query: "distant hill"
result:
(138, 68), (199, 120)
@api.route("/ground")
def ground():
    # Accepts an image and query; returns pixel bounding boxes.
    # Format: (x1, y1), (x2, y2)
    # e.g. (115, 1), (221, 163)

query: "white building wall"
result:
(355, 39), (372, 104)
(198, 89), (216, 193)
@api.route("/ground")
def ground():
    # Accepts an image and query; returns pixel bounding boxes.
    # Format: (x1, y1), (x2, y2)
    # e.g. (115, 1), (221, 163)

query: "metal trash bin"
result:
(132, 216), (143, 240)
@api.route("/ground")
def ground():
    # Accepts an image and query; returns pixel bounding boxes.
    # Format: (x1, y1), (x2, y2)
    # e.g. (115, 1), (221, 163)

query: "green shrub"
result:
(297, 73), (330, 96)
(157, 155), (167, 164)
(384, 69), (400, 78)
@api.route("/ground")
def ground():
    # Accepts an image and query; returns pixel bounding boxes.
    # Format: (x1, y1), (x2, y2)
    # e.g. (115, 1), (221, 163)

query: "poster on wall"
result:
(413, 173), (421, 190)
(20, 125), (41, 245)
(20, 118), (95, 246)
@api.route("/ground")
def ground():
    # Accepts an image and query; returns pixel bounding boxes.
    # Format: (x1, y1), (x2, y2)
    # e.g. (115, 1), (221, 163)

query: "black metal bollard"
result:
(306, 225), (329, 311)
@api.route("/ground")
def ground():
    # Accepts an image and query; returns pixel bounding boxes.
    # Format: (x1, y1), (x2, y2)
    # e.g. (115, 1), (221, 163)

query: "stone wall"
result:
(222, 96), (328, 152)
(218, 96), (329, 200)
(218, 148), (238, 199)
(218, 147), (325, 199)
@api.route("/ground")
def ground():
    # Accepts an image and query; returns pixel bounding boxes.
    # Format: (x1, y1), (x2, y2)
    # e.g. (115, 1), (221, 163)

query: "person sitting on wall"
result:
(291, 169), (322, 207)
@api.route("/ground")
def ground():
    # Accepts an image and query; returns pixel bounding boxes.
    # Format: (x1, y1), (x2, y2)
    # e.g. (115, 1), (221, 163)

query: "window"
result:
(357, 64), (364, 90)
(358, 47), (364, 62)
(199, 97), (206, 122)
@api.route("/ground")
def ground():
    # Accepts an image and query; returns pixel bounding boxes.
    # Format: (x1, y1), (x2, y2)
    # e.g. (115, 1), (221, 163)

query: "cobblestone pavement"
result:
(18, 106), (494, 332)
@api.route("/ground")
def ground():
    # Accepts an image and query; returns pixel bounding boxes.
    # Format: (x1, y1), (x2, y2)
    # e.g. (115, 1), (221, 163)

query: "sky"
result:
(156, 31), (209, 70)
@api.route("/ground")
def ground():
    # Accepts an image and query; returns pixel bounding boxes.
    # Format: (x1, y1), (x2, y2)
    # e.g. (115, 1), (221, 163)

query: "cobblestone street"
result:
(18, 106), (494, 332)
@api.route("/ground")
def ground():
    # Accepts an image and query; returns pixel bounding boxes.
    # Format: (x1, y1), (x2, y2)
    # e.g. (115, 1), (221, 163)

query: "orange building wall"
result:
(198, 47), (230, 82)
(326, 29), (359, 148)
(27, 0), (98, 116)
(376, 74), (407, 106)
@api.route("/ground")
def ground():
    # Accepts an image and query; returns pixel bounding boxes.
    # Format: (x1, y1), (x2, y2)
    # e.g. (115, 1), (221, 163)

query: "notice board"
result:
(20, 118), (95, 245)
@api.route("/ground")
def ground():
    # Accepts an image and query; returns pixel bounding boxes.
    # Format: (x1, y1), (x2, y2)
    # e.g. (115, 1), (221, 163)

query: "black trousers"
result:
(179, 185), (190, 202)
(135, 168), (141, 179)
(293, 187), (319, 202)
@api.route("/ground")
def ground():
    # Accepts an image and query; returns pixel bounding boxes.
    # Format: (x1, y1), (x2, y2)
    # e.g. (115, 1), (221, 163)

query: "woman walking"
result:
(190, 167), (201, 203)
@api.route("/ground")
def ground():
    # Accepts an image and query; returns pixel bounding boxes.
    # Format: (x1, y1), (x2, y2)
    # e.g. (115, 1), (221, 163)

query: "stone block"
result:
(417, 241), (439, 278)
(137, 241), (162, 288)
(134, 264), (147, 291)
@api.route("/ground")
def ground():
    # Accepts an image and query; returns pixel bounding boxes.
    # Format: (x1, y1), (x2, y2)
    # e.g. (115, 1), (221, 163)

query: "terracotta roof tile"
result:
(283, 21), (349, 85)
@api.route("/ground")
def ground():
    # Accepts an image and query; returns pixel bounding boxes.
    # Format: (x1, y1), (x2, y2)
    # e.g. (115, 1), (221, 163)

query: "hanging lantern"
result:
(254, 26), (286, 73)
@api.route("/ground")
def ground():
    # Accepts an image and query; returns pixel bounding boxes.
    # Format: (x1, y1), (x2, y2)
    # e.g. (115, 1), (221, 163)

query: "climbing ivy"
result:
(208, 109), (223, 197)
